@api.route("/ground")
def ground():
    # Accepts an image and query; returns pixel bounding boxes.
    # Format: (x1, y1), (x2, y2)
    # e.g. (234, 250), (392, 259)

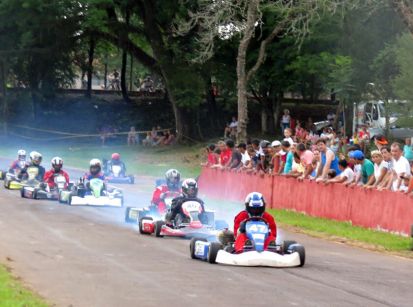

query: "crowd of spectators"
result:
(203, 124), (413, 197)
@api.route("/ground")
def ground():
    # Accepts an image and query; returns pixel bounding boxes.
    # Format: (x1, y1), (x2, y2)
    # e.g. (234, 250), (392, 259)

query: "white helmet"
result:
(51, 157), (63, 171)
(29, 151), (42, 165)
(17, 149), (26, 161)
(89, 159), (102, 175)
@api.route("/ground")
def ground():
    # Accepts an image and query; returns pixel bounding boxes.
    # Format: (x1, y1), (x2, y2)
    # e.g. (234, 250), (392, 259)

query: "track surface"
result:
(0, 163), (412, 307)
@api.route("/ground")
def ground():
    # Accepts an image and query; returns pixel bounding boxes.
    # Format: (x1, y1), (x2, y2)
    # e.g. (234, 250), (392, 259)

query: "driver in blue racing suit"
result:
(105, 153), (127, 176)
(18, 151), (45, 182)
(165, 178), (206, 225)
(9, 149), (27, 174)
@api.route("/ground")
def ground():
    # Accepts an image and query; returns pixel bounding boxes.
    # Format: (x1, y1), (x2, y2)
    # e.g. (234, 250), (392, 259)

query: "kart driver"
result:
(18, 151), (45, 182)
(105, 153), (127, 176)
(43, 157), (70, 189)
(233, 192), (277, 253)
(165, 178), (206, 225)
(84, 159), (105, 181)
(8, 149), (27, 174)
(151, 169), (181, 214)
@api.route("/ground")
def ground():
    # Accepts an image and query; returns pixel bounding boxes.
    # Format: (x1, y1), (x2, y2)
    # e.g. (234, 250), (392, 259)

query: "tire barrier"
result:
(198, 167), (413, 235)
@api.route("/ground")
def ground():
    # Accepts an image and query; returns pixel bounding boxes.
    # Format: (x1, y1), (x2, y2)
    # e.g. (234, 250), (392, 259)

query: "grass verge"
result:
(269, 208), (412, 253)
(0, 264), (48, 307)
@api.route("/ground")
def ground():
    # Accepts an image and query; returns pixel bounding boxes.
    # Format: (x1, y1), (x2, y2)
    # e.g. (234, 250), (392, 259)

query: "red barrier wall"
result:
(198, 167), (413, 235)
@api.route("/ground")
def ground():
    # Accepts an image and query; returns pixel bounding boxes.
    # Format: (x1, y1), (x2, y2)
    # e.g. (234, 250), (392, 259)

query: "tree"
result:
(177, 0), (356, 141)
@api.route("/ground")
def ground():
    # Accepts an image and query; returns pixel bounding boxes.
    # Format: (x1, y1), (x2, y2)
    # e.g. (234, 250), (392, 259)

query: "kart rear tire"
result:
(283, 240), (297, 254)
(129, 176), (135, 184)
(154, 220), (165, 237)
(290, 244), (305, 267)
(124, 207), (135, 223)
(139, 217), (153, 235)
(20, 188), (25, 198)
(190, 238), (207, 259)
(32, 189), (38, 200)
(207, 242), (223, 264)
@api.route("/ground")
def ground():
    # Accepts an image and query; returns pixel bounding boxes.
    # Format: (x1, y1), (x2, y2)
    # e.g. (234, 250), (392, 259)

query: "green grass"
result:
(0, 265), (48, 307)
(269, 209), (412, 252)
(0, 143), (203, 178)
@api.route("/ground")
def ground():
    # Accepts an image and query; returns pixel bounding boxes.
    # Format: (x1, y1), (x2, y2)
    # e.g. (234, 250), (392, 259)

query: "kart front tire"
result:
(190, 238), (207, 259)
(139, 217), (153, 235)
(20, 188), (25, 198)
(154, 220), (165, 237)
(290, 244), (305, 267)
(129, 176), (135, 184)
(207, 242), (223, 264)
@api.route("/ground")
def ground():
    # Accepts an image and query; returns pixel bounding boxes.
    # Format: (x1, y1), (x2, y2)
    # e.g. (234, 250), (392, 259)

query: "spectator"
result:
(224, 124), (231, 139)
(358, 125), (370, 154)
(288, 152), (304, 178)
(305, 117), (313, 131)
(163, 130), (176, 145)
(295, 121), (308, 143)
(251, 139), (262, 168)
(127, 126), (138, 146)
(326, 159), (354, 185)
(373, 134), (388, 151)
(142, 132), (152, 147)
(404, 137), (413, 162)
(237, 143), (251, 169)
(365, 150), (388, 189)
(202, 144), (217, 166)
(296, 143), (314, 179)
(283, 128), (294, 146)
(280, 109), (291, 133)
(282, 141), (293, 174)
(391, 142), (411, 191)
(150, 127), (158, 144)
(315, 138), (342, 182)
(256, 140), (271, 173)
(348, 150), (374, 185)
(111, 69), (120, 90)
(229, 117), (238, 139)
(219, 140), (232, 167)
(377, 146), (394, 190)
(270, 141), (282, 174)
(226, 139), (242, 169)
(327, 110), (336, 126)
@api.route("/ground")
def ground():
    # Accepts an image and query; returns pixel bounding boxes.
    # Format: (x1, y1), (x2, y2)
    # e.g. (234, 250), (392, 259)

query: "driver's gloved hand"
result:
(159, 192), (166, 200)
(239, 221), (246, 233)
(39, 182), (47, 189)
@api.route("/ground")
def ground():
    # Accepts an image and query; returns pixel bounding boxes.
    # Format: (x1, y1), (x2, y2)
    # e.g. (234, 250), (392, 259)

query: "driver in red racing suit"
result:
(43, 157), (70, 189)
(233, 192), (277, 253)
(151, 169), (181, 214)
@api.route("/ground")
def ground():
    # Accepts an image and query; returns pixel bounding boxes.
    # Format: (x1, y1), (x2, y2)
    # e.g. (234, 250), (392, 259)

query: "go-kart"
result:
(0, 170), (5, 180)
(124, 191), (180, 224)
(139, 200), (227, 239)
(190, 217), (305, 267)
(105, 164), (134, 184)
(59, 178), (123, 207)
(4, 166), (41, 190)
(1, 160), (25, 181)
(21, 174), (73, 200)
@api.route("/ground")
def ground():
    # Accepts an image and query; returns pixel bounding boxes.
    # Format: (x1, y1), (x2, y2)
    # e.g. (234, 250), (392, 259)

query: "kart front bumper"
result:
(215, 250), (301, 267)
(70, 195), (123, 207)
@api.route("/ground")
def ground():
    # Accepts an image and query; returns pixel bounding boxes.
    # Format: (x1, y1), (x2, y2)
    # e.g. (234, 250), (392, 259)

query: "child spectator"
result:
(283, 128), (294, 146)
(296, 143), (314, 179)
(281, 109), (291, 133)
(282, 141), (293, 174)
(270, 141), (282, 174)
(326, 159), (354, 184)
(348, 150), (374, 185)
(202, 144), (217, 167)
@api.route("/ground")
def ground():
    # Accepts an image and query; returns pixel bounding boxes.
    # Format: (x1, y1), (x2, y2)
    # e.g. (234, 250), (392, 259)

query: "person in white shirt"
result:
(326, 159), (354, 184)
(281, 109), (291, 133)
(237, 143), (251, 169)
(391, 142), (411, 191)
(365, 150), (388, 189)
(283, 128), (294, 146)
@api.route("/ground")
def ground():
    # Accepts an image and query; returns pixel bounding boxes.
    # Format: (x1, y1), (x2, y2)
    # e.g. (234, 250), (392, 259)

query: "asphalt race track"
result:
(0, 163), (413, 306)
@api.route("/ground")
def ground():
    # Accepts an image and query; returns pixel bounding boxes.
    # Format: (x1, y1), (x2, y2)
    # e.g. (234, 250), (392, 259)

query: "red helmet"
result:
(111, 153), (120, 160)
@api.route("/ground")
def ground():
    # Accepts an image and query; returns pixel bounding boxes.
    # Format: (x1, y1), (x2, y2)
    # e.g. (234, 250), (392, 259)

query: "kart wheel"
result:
(154, 220), (165, 237)
(129, 176), (135, 184)
(290, 244), (305, 267)
(207, 242), (223, 264)
(190, 238), (207, 259)
(139, 217), (153, 235)
(68, 195), (72, 206)
(283, 240), (297, 254)
(32, 189), (38, 200)
(20, 188), (25, 198)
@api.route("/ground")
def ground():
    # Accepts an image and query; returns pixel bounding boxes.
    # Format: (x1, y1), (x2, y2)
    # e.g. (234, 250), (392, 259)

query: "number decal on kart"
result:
(195, 242), (205, 256)
(247, 224), (267, 233)
(182, 201), (201, 212)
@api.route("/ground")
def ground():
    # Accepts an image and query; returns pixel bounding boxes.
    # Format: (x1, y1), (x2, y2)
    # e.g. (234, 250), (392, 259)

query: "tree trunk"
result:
(129, 55), (134, 91)
(272, 92), (283, 134)
(0, 60), (8, 135)
(236, 0), (260, 142)
(205, 78), (218, 132)
(104, 54), (108, 89)
(86, 36), (95, 98)
(121, 50), (130, 102)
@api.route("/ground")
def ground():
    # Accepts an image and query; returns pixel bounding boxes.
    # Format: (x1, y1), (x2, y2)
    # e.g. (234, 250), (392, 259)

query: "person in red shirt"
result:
(218, 141), (232, 167)
(233, 192), (277, 253)
(151, 169), (181, 214)
(43, 157), (70, 189)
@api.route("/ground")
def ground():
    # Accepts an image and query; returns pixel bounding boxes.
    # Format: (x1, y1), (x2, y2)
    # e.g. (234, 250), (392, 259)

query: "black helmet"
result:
(182, 178), (198, 198)
(245, 192), (266, 217)
(165, 169), (181, 190)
